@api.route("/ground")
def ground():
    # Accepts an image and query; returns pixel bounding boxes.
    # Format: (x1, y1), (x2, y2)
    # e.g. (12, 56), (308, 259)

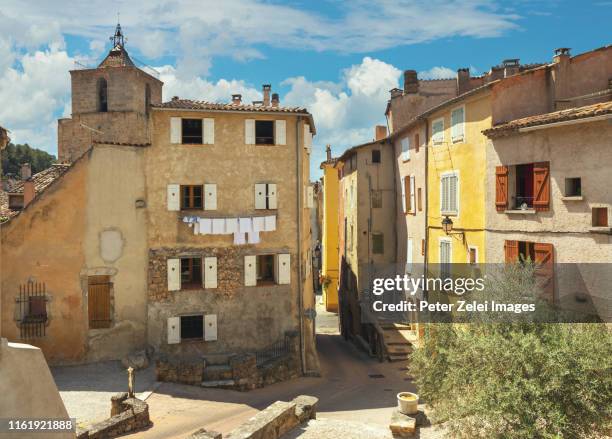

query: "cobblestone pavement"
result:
(51, 360), (157, 428)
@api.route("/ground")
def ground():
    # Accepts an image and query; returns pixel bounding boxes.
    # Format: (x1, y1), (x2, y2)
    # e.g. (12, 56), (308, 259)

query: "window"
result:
(17, 281), (48, 338)
(564, 177), (581, 197)
(97, 78), (108, 112)
(497, 163), (550, 212)
(181, 185), (203, 210)
(180, 315), (203, 340)
(415, 133), (420, 153)
(592, 207), (608, 227)
(256, 120), (274, 144)
(88, 275), (112, 329)
(451, 106), (465, 142)
(372, 233), (384, 254)
(401, 138), (410, 161)
(417, 188), (422, 211)
(8, 194), (24, 210)
(372, 149), (381, 164)
(440, 239), (451, 278)
(468, 246), (478, 265)
(182, 119), (203, 144)
(432, 118), (444, 145)
(372, 190), (382, 208)
(515, 164), (534, 208)
(180, 257), (202, 289)
(440, 172), (458, 215)
(255, 183), (277, 209)
(257, 255), (275, 285)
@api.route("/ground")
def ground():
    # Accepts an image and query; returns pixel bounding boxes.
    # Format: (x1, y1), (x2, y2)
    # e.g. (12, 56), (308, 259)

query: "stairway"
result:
(379, 322), (418, 362)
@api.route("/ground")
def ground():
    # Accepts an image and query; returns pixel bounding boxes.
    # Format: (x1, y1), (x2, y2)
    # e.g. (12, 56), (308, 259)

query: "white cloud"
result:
(419, 66), (457, 80)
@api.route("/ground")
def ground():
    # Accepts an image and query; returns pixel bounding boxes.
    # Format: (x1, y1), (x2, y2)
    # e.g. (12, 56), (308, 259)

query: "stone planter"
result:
(397, 392), (418, 415)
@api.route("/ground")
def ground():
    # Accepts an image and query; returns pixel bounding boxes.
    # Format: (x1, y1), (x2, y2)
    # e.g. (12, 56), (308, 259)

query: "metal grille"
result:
(18, 282), (47, 339)
(255, 335), (290, 366)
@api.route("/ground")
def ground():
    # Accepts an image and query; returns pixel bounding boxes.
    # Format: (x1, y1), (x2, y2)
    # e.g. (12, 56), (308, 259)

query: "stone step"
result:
(201, 379), (235, 388)
(203, 365), (233, 381)
(380, 323), (412, 330)
(387, 345), (413, 354)
(388, 353), (411, 362)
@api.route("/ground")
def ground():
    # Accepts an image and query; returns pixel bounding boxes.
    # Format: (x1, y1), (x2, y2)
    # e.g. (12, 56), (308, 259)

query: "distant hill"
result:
(1, 143), (56, 177)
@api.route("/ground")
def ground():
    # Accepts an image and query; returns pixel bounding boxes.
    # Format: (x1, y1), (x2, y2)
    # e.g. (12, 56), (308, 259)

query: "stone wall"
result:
(77, 393), (150, 439)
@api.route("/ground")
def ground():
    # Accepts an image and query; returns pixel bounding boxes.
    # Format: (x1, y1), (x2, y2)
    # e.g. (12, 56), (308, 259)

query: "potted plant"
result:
(397, 392), (418, 415)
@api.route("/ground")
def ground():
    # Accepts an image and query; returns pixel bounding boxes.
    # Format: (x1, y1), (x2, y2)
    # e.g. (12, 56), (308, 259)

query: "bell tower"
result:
(57, 22), (163, 162)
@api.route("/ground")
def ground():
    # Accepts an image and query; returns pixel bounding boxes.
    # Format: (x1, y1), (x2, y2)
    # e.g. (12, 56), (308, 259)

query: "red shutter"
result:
(504, 240), (519, 263)
(495, 166), (509, 212)
(533, 162), (550, 211)
(534, 242), (554, 303)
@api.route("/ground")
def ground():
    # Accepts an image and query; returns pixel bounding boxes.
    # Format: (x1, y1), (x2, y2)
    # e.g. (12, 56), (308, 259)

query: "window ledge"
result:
(561, 196), (583, 201)
(590, 227), (612, 234)
(441, 211), (458, 217)
(505, 209), (536, 215)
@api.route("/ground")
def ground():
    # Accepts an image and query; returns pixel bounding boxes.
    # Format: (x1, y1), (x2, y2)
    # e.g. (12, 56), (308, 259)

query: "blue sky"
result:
(0, 0), (610, 178)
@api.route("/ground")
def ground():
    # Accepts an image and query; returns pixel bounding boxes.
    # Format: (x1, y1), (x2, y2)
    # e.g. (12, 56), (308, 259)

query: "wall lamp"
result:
(442, 215), (465, 241)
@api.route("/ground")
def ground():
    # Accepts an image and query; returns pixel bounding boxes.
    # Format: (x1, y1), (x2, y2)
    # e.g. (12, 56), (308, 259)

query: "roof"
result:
(482, 101), (612, 138)
(337, 138), (389, 164)
(98, 45), (135, 68)
(319, 157), (339, 169)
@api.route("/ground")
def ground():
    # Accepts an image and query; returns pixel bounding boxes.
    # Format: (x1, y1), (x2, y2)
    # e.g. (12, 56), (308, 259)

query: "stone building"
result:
(320, 146), (340, 312)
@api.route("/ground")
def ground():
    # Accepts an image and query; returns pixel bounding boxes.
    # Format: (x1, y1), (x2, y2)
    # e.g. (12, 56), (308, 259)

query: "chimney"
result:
(326, 144), (332, 161)
(390, 88), (403, 99)
(262, 84), (271, 106)
(375, 125), (387, 141)
(171, 96), (179, 101)
(271, 93), (280, 107)
(403, 70), (418, 94)
(232, 94), (242, 105)
(20, 163), (32, 180)
(457, 68), (470, 94)
(502, 59), (520, 78)
(23, 180), (35, 206)
(553, 47), (571, 64)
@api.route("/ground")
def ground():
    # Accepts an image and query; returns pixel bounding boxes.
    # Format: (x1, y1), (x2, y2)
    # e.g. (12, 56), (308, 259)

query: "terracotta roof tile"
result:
(483, 101), (612, 138)
(152, 98), (310, 114)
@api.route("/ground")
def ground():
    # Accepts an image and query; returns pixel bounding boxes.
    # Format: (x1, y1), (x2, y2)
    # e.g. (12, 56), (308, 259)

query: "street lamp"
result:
(442, 216), (453, 234)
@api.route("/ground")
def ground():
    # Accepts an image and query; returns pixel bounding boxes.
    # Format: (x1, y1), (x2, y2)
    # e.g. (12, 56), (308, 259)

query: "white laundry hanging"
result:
(264, 215), (276, 232)
(212, 218), (225, 234)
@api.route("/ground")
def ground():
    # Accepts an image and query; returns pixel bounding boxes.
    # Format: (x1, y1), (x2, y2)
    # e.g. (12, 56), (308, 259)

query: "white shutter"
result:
(167, 317), (180, 344)
(267, 184), (278, 209)
(170, 117), (181, 144)
(406, 239), (413, 274)
(450, 175), (458, 213)
(167, 258), (181, 291)
(204, 314), (218, 341)
(410, 176), (416, 213)
(451, 107), (464, 142)
(441, 177), (448, 212)
(275, 120), (286, 145)
(203, 118), (215, 144)
(306, 186), (314, 208)
(401, 177), (407, 213)
(204, 256), (217, 289)
(277, 253), (291, 285)
(401, 138), (410, 161)
(204, 184), (217, 210)
(244, 255), (257, 286)
(167, 184), (180, 211)
(245, 119), (255, 144)
(304, 124), (312, 150)
(255, 183), (267, 209)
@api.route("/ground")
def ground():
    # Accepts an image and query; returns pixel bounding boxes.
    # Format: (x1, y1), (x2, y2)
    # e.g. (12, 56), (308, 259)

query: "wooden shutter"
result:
(245, 119), (255, 144)
(495, 166), (508, 211)
(204, 257), (217, 289)
(401, 176), (407, 213)
(170, 117), (181, 144)
(203, 118), (215, 144)
(418, 187), (422, 211)
(88, 276), (111, 329)
(534, 242), (554, 302)
(244, 255), (257, 286)
(167, 258), (181, 291)
(267, 184), (278, 209)
(277, 253), (291, 285)
(204, 314), (218, 341)
(504, 240), (519, 263)
(167, 184), (180, 211)
(533, 162), (550, 211)
(275, 120), (286, 145)
(204, 184), (217, 210)
(410, 176), (416, 214)
(255, 183), (267, 209)
(167, 317), (180, 344)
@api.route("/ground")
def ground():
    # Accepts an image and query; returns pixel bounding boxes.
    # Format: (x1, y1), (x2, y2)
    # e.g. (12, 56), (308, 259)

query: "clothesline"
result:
(183, 215), (276, 245)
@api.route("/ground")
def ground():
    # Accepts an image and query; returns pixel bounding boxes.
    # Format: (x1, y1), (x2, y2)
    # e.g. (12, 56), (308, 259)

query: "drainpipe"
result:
(423, 118), (430, 301)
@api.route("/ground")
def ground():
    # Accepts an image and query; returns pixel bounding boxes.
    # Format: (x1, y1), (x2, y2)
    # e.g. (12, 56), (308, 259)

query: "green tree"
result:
(1, 143), (56, 176)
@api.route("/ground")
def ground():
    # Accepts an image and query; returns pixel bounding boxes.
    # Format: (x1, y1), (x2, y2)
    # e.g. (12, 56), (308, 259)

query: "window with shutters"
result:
(592, 207), (608, 227)
(257, 255), (275, 285)
(182, 119), (203, 144)
(440, 239), (452, 278)
(440, 172), (459, 215)
(255, 120), (274, 144)
(180, 257), (202, 289)
(372, 149), (381, 164)
(181, 185), (203, 210)
(432, 118), (444, 145)
(88, 276), (112, 329)
(180, 315), (203, 340)
(255, 183), (277, 209)
(372, 233), (384, 254)
(450, 106), (465, 143)
(401, 137), (410, 161)
(500, 162), (550, 211)
(372, 190), (382, 208)
(515, 163), (534, 209)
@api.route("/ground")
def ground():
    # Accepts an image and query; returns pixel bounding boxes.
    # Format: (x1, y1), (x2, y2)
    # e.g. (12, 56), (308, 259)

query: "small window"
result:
(182, 119), (203, 144)
(8, 194), (24, 210)
(180, 315), (203, 340)
(97, 78), (108, 112)
(180, 257), (202, 289)
(468, 247), (478, 265)
(181, 185), (203, 210)
(432, 118), (444, 145)
(372, 190), (382, 208)
(257, 254), (275, 285)
(565, 178), (581, 197)
(88, 275), (112, 329)
(255, 120), (274, 144)
(417, 188), (422, 211)
(372, 150), (381, 164)
(592, 207), (608, 227)
(515, 164), (534, 209)
(372, 233), (384, 254)
(415, 133), (420, 153)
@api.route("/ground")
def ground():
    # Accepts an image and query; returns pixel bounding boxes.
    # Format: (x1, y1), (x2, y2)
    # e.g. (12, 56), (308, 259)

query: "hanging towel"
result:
(248, 230), (261, 244)
(264, 215), (276, 232)
(239, 217), (252, 234)
(212, 218), (225, 234)
(199, 218), (212, 235)
(193, 221), (200, 235)
(225, 218), (238, 234)
(252, 216), (265, 233)
(233, 232), (246, 245)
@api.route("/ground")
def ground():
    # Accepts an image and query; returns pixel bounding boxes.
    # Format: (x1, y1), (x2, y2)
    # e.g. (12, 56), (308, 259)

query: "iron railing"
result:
(255, 335), (290, 366)
(17, 282), (48, 339)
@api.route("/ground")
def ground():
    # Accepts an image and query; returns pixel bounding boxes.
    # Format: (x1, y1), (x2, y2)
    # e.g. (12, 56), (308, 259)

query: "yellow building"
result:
(426, 85), (493, 269)
(320, 146), (340, 312)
